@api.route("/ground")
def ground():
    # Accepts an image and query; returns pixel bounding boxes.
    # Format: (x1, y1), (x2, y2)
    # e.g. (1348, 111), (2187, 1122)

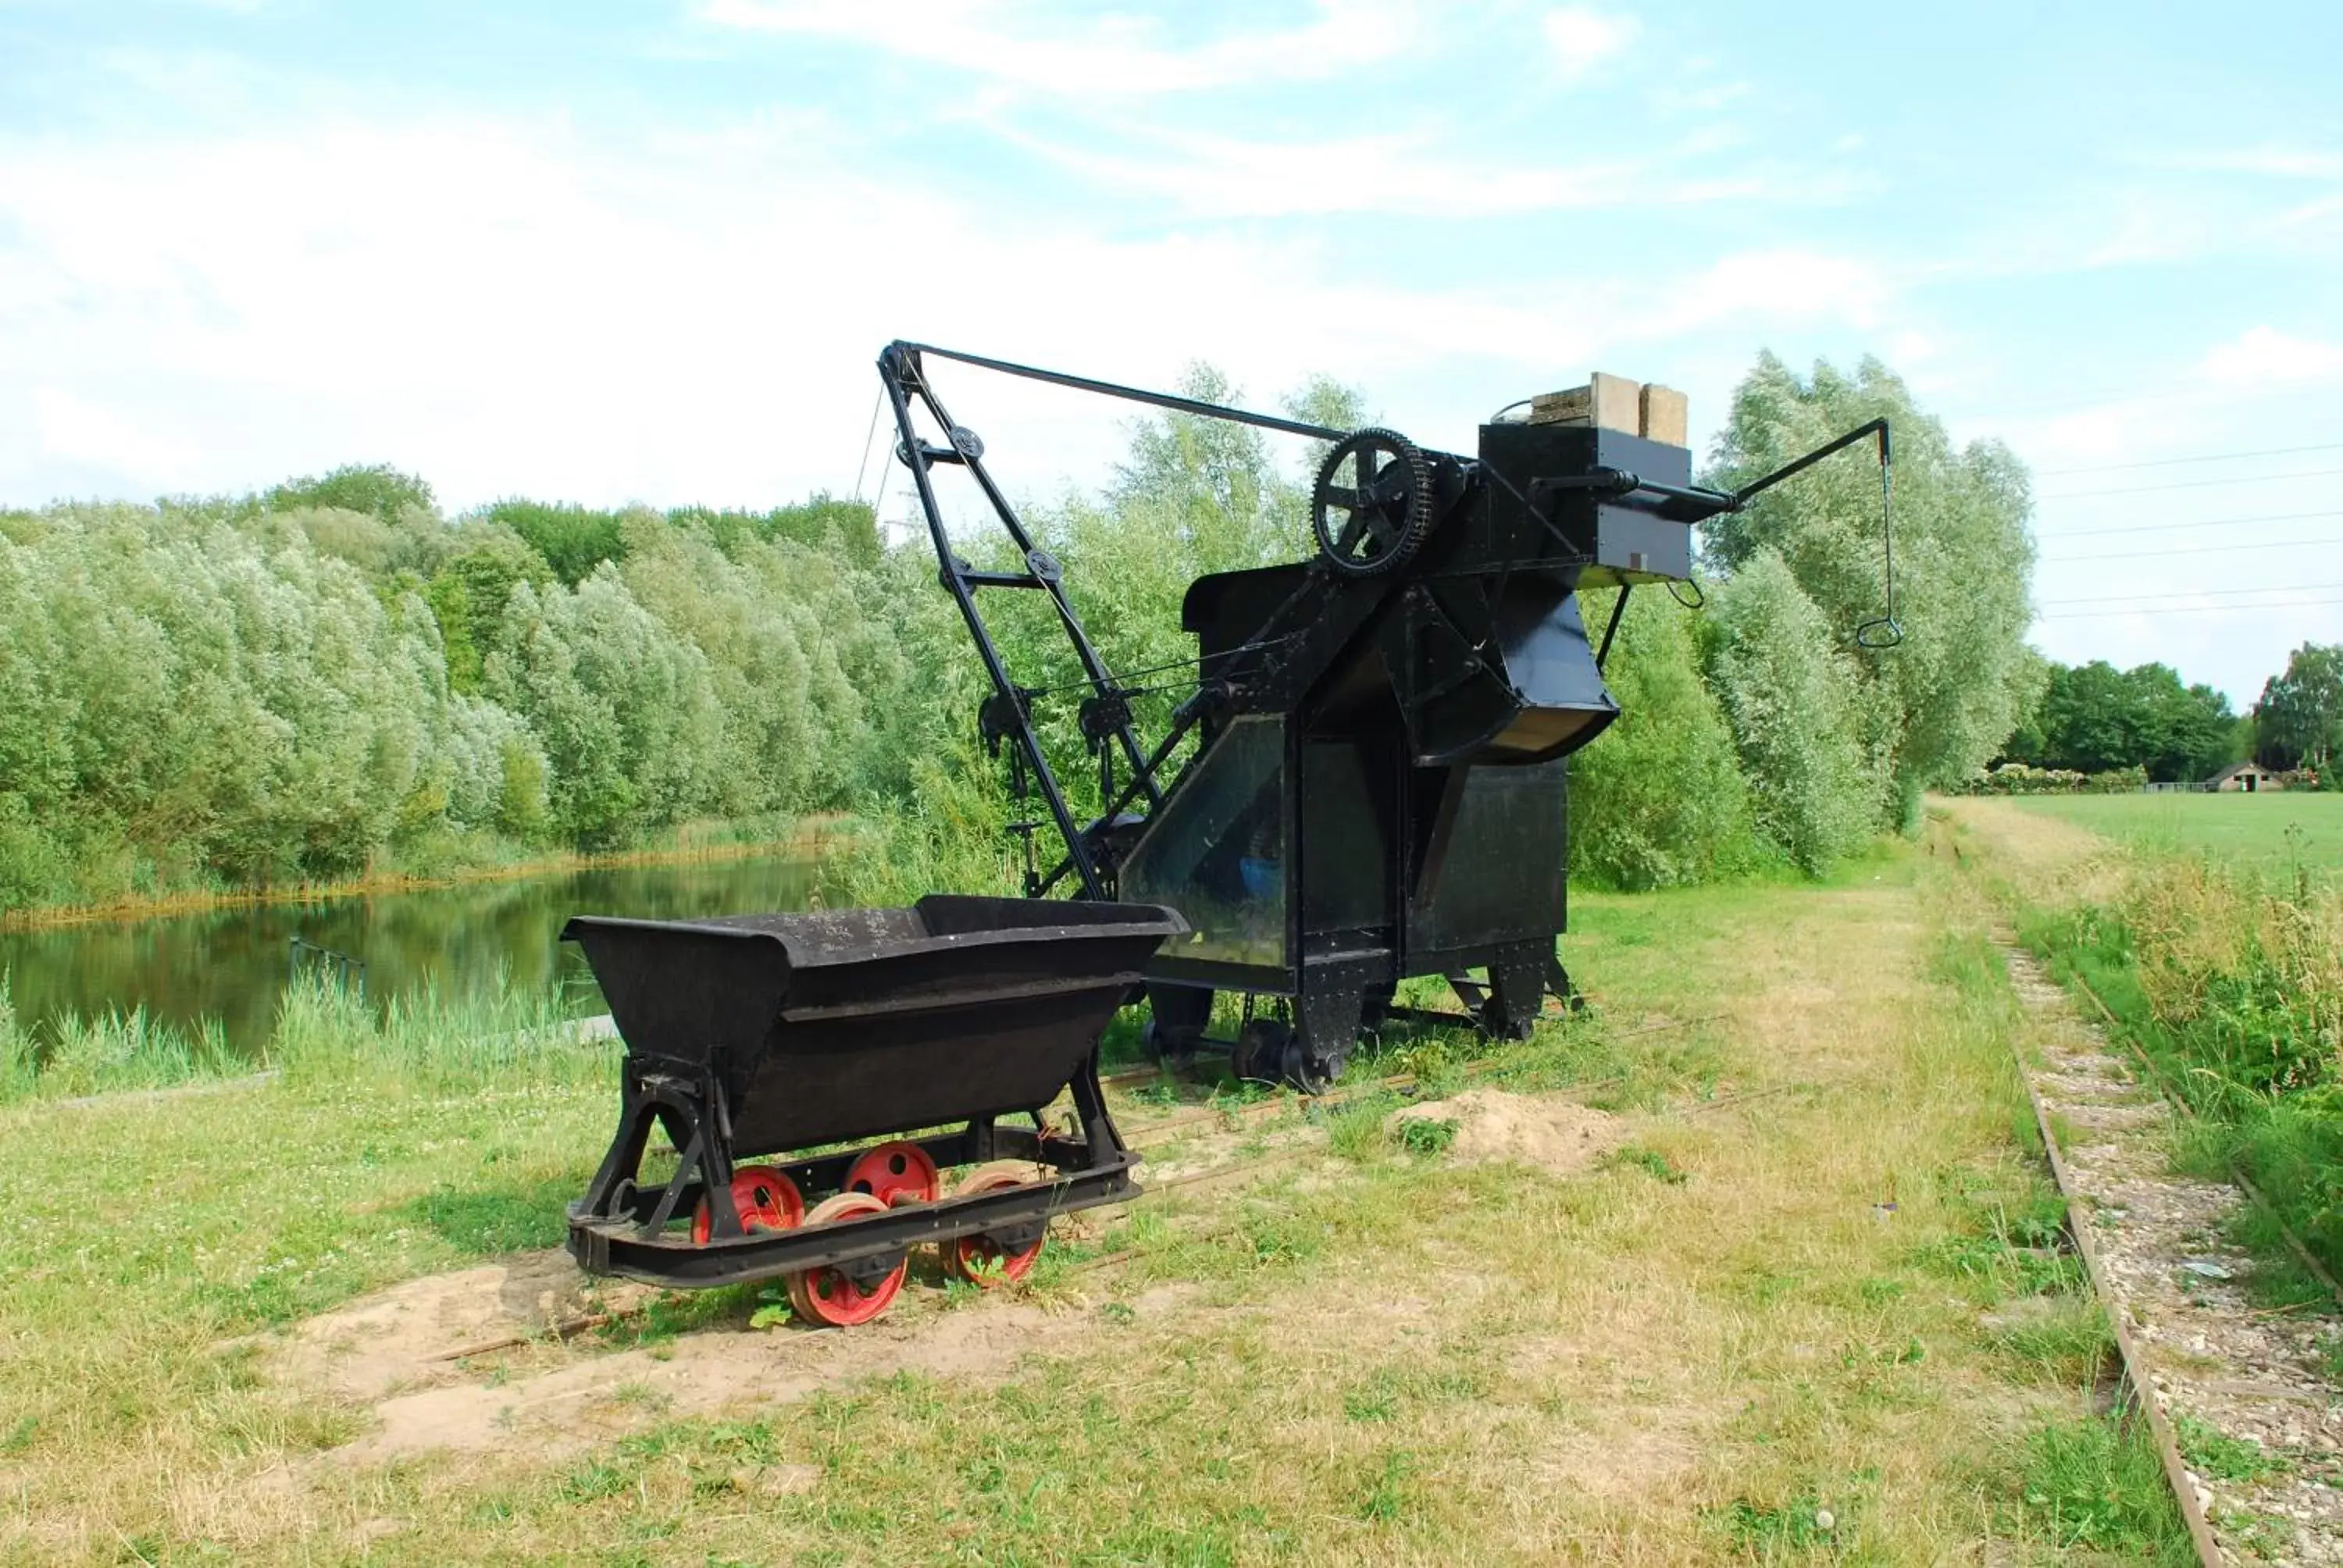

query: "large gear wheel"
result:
(1312, 428), (1433, 578)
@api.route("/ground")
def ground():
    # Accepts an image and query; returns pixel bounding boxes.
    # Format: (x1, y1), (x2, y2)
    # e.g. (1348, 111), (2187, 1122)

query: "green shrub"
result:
(266, 463), (436, 521)
(1569, 589), (1759, 889)
(2035, 857), (2343, 1275)
(0, 978), (32, 1100)
(1705, 549), (1872, 873)
(478, 498), (632, 587)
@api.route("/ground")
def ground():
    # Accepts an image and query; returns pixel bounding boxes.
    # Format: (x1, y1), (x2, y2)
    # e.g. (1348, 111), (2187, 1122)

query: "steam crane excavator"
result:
(879, 344), (1895, 1090)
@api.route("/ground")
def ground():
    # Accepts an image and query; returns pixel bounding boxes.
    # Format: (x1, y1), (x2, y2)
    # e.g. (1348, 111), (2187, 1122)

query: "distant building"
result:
(2208, 762), (2282, 793)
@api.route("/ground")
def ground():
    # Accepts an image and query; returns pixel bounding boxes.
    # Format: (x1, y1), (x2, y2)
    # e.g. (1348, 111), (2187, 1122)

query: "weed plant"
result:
(2024, 852), (2343, 1274)
(2013, 1415), (2196, 1563)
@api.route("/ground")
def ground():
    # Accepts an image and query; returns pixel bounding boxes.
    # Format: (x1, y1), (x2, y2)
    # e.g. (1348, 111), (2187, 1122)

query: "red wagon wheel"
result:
(844, 1140), (942, 1207)
(691, 1165), (804, 1244)
(942, 1161), (1050, 1288)
(786, 1191), (908, 1327)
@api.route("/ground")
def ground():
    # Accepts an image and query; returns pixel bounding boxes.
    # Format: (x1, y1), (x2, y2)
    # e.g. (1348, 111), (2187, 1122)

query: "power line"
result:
(2038, 506), (2343, 540)
(2039, 579), (2343, 608)
(2042, 535), (2343, 562)
(2042, 466), (2343, 501)
(2037, 596), (2343, 621)
(2037, 440), (2343, 477)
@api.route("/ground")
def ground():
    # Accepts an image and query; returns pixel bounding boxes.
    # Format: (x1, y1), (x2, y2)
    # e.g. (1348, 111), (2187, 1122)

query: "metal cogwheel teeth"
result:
(1311, 427), (1433, 578)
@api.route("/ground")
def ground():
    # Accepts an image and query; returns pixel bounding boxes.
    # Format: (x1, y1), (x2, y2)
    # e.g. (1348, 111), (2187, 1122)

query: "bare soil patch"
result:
(1390, 1088), (1627, 1175)
(271, 1249), (654, 1403)
(343, 1296), (1080, 1464)
(287, 1256), (1200, 1466)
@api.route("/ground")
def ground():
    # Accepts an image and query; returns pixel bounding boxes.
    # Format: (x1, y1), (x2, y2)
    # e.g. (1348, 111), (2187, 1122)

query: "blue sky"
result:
(2, 0), (2338, 706)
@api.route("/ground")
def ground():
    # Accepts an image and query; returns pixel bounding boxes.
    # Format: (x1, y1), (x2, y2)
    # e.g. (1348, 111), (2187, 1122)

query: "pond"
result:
(0, 853), (823, 1055)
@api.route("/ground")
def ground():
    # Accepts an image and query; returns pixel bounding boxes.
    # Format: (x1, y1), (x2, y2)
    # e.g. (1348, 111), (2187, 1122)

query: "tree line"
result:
(0, 351), (2041, 914)
(1997, 644), (2341, 785)
(0, 479), (946, 911)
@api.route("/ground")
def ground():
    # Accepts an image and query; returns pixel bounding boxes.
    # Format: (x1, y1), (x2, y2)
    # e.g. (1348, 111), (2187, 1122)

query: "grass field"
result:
(2009, 789), (2343, 881)
(0, 845), (2192, 1565)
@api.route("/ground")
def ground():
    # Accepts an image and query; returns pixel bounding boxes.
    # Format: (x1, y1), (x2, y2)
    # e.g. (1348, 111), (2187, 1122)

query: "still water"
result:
(0, 853), (822, 1054)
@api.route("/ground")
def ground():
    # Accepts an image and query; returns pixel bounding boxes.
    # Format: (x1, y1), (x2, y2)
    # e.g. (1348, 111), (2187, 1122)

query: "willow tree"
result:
(1706, 355), (2039, 826)
(1704, 550), (1871, 873)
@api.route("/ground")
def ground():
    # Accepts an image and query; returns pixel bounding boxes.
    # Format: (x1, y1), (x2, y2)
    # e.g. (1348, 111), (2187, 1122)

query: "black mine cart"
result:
(562, 895), (1184, 1326)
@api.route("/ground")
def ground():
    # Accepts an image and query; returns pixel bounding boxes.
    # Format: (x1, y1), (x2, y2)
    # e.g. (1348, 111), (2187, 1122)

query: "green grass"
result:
(0, 843), (2205, 1563)
(0, 1020), (621, 1563)
(2013, 1414), (2197, 1564)
(2175, 1415), (2288, 1485)
(2019, 896), (2343, 1279)
(2010, 791), (2343, 882)
(1599, 1144), (1689, 1185)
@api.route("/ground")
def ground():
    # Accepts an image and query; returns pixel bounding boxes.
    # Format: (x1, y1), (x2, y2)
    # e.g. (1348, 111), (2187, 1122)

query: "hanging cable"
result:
(2043, 465), (2343, 501)
(2038, 440), (2343, 476)
(1854, 445), (1900, 648)
(850, 390), (885, 504)
(2037, 596), (2343, 620)
(2043, 535), (2343, 562)
(2038, 506), (2343, 540)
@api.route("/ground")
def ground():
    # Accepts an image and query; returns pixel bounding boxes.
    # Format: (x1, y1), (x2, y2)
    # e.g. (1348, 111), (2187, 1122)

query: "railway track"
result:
(1995, 937), (2343, 1566)
(2064, 971), (2343, 1315)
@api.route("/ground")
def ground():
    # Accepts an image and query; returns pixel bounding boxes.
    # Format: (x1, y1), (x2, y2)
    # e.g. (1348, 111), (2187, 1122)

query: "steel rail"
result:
(1999, 943), (2226, 1568)
(2067, 971), (2343, 1311)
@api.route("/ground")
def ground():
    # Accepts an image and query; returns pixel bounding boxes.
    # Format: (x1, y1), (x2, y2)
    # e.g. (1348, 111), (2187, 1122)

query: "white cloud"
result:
(0, 108), (1910, 515)
(1642, 248), (1890, 336)
(1885, 328), (1938, 366)
(1958, 323), (2343, 480)
(34, 388), (201, 479)
(982, 119), (1782, 220)
(2165, 145), (2343, 180)
(1541, 5), (1637, 78)
(2080, 205), (2213, 268)
(2197, 325), (2343, 387)
(0, 112), (1557, 509)
(697, 0), (1422, 97)
(2277, 192), (2343, 230)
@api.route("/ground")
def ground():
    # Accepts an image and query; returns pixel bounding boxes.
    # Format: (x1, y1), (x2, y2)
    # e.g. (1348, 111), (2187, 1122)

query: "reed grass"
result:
(0, 977), (31, 1099)
(269, 969), (604, 1088)
(0, 967), (601, 1107)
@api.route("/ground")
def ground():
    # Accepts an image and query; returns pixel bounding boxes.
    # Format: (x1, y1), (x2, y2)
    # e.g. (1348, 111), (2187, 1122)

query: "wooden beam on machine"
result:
(1528, 372), (1642, 433)
(1528, 372), (1689, 448)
